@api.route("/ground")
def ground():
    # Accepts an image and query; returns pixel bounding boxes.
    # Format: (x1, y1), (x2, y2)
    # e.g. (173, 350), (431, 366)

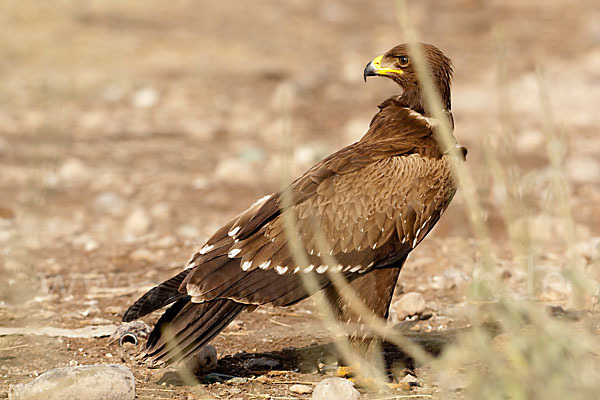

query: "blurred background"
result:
(1, 0), (599, 398)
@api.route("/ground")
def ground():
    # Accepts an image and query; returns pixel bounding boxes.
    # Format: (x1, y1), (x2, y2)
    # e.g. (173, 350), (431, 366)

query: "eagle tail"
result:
(143, 297), (246, 365)
(122, 270), (190, 322)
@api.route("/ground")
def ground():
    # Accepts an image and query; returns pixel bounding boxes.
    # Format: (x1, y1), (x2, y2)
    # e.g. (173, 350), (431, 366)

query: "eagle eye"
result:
(397, 56), (409, 67)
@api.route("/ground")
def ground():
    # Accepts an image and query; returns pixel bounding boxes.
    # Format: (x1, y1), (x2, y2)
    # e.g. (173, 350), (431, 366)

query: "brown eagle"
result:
(123, 43), (465, 365)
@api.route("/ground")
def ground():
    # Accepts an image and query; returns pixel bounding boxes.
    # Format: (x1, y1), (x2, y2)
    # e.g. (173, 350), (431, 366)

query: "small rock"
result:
(70, 234), (100, 252)
(576, 237), (600, 262)
(58, 158), (92, 186)
(8, 364), (135, 400)
(124, 207), (152, 235)
(181, 345), (217, 373)
(150, 202), (172, 221)
(94, 192), (127, 217)
(566, 156), (600, 184)
(129, 248), (154, 262)
(149, 235), (177, 249)
(400, 374), (419, 384)
(177, 224), (200, 239)
(290, 384), (313, 395)
(540, 272), (572, 302)
(431, 269), (470, 290)
(215, 158), (257, 185)
(192, 177), (211, 190)
(429, 275), (448, 290)
(312, 378), (360, 400)
(131, 86), (159, 108)
(394, 292), (427, 320)
(515, 129), (544, 153)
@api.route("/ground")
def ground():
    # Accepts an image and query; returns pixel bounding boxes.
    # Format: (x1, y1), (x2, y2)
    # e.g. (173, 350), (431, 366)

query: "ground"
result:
(1, 0), (600, 398)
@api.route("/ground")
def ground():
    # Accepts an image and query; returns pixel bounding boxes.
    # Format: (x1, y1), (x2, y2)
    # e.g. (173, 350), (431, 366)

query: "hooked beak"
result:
(363, 55), (404, 82)
(363, 59), (378, 82)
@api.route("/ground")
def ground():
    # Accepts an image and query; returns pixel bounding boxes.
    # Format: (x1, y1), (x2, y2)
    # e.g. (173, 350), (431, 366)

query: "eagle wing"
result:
(182, 106), (456, 307)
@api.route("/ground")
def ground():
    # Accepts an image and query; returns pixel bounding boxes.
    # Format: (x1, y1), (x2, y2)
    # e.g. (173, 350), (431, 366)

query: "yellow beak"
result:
(363, 55), (404, 81)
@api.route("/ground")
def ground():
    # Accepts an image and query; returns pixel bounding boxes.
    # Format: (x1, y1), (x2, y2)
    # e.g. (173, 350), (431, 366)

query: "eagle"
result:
(123, 43), (465, 366)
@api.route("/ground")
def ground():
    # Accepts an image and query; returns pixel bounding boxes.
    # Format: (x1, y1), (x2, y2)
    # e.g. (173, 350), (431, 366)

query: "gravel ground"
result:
(1, 0), (599, 398)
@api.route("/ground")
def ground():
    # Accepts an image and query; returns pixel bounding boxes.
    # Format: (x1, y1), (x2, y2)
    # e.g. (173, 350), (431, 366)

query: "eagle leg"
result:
(324, 262), (404, 380)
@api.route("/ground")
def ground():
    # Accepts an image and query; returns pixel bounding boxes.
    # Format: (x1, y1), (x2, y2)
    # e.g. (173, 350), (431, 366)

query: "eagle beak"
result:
(363, 55), (403, 82)
(363, 59), (378, 82)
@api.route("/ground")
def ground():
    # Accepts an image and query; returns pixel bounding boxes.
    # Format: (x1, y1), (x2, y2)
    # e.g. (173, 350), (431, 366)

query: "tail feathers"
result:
(122, 270), (190, 322)
(143, 298), (246, 365)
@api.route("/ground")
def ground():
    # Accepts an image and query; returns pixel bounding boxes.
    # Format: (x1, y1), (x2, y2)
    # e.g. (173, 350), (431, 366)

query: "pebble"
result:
(290, 384), (313, 395)
(312, 378), (360, 400)
(129, 248), (155, 262)
(181, 345), (217, 373)
(70, 234), (100, 252)
(430, 268), (470, 290)
(124, 207), (152, 235)
(566, 156), (600, 184)
(540, 272), (572, 302)
(150, 202), (172, 221)
(58, 157), (92, 186)
(177, 224), (200, 239)
(394, 292), (427, 320)
(131, 86), (159, 108)
(9, 364), (135, 400)
(94, 192), (127, 217)
(150, 235), (177, 249)
(215, 158), (258, 185)
(400, 373), (419, 384)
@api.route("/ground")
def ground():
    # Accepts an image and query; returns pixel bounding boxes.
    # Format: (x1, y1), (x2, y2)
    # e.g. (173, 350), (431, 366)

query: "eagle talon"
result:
(335, 365), (355, 378)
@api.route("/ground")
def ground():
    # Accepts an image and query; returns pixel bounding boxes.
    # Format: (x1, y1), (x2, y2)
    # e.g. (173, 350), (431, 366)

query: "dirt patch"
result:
(1, 0), (599, 398)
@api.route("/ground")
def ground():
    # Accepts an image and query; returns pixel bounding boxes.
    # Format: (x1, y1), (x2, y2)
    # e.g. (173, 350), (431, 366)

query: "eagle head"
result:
(363, 43), (453, 113)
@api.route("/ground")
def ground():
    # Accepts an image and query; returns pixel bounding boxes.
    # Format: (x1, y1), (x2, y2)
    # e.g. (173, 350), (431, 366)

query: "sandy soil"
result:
(1, 0), (599, 398)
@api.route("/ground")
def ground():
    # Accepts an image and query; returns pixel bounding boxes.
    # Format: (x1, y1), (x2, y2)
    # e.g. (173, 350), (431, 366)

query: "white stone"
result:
(149, 235), (177, 249)
(93, 192), (127, 217)
(566, 156), (600, 184)
(131, 86), (159, 108)
(58, 158), (92, 186)
(540, 272), (572, 302)
(70, 234), (100, 252)
(177, 224), (200, 239)
(312, 377), (360, 400)
(150, 202), (172, 221)
(124, 207), (152, 236)
(393, 292), (426, 320)
(400, 374), (419, 384)
(290, 384), (313, 395)
(215, 158), (257, 185)
(129, 248), (154, 262)
(8, 364), (135, 400)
